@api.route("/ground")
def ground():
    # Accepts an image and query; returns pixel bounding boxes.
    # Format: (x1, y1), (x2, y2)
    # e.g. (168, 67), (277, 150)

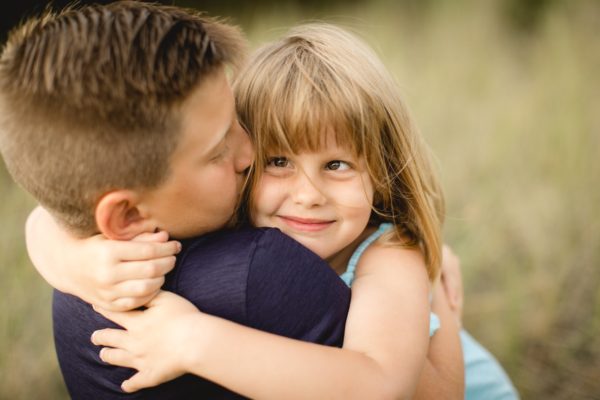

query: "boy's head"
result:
(0, 1), (252, 239)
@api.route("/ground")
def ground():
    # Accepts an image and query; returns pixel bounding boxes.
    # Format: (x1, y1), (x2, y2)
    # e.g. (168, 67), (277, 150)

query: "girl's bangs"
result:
(259, 62), (364, 157)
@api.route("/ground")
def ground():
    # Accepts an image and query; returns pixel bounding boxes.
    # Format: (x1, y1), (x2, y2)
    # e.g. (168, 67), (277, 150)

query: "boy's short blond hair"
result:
(0, 1), (245, 236)
(235, 24), (444, 279)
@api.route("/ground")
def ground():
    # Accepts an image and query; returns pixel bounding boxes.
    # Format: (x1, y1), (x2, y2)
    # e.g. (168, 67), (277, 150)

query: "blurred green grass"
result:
(1, 0), (599, 398)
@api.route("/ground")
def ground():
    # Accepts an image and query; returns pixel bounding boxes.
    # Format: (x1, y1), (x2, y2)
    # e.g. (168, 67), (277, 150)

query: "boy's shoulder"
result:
(169, 226), (350, 345)
(165, 227), (279, 321)
(174, 226), (335, 271)
(166, 227), (333, 323)
(174, 226), (292, 274)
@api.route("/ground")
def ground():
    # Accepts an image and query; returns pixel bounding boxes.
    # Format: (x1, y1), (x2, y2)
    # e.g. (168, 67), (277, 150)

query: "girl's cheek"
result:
(251, 178), (278, 215)
(248, 179), (267, 226)
(252, 178), (270, 203)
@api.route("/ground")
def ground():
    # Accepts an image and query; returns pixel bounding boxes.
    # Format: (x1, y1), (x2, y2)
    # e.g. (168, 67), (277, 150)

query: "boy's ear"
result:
(95, 190), (155, 240)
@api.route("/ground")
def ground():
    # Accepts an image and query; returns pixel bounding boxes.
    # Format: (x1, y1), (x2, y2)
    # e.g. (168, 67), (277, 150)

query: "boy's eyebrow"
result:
(203, 120), (233, 159)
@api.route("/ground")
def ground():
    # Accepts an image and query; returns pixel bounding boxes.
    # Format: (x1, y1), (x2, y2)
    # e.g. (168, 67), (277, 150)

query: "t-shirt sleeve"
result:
(245, 229), (351, 347)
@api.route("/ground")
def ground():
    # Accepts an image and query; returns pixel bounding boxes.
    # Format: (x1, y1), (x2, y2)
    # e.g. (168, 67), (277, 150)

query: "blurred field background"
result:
(1, 0), (599, 398)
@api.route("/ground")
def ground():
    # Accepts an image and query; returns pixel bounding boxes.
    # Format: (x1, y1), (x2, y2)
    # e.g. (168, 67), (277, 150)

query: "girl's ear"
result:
(95, 190), (156, 240)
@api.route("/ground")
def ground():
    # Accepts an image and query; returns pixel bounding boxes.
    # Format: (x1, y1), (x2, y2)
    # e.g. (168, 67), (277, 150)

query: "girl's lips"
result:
(278, 216), (335, 232)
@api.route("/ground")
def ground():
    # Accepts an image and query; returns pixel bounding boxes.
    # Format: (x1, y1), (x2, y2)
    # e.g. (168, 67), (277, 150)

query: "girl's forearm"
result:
(25, 206), (72, 292)
(414, 283), (465, 399)
(185, 313), (418, 400)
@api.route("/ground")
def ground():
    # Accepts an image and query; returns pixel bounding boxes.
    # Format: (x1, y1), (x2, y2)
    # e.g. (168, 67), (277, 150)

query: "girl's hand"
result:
(440, 244), (464, 323)
(78, 230), (181, 311)
(26, 206), (181, 311)
(92, 291), (204, 392)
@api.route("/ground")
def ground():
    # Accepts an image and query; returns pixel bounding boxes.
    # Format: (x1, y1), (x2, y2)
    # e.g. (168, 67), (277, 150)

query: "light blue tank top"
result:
(339, 223), (520, 400)
(339, 223), (440, 336)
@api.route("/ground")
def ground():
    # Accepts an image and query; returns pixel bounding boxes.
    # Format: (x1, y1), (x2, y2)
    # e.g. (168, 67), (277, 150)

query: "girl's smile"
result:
(276, 215), (336, 233)
(251, 134), (375, 262)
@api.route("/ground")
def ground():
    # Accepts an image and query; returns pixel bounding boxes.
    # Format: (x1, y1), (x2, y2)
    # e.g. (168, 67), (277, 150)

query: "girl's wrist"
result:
(177, 311), (218, 375)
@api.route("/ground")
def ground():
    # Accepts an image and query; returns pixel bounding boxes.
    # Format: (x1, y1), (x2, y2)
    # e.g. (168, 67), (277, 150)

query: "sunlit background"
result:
(1, 0), (599, 398)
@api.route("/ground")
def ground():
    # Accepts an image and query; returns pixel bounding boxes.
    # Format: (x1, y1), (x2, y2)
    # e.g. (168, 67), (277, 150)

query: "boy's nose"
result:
(233, 122), (254, 174)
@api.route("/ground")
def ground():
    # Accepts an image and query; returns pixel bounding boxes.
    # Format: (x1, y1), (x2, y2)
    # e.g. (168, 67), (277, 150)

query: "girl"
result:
(28, 24), (516, 399)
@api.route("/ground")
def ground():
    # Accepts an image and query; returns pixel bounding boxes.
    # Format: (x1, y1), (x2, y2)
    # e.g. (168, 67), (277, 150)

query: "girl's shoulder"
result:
(355, 240), (427, 280)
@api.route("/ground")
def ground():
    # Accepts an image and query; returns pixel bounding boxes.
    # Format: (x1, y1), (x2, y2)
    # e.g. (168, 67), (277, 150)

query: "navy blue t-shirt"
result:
(53, 227), (350, 399)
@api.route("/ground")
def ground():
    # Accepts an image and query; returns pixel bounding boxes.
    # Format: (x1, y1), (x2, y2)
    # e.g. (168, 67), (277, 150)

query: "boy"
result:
(0, 2), (462, 398)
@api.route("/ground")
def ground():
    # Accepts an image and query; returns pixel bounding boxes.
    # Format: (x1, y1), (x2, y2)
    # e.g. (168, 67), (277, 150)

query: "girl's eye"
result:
(325, 160), (351, 171)
(267, 156), (290, 168)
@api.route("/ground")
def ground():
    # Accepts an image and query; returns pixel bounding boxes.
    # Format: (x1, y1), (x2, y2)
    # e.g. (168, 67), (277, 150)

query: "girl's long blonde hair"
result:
(235, 23), (444, 280)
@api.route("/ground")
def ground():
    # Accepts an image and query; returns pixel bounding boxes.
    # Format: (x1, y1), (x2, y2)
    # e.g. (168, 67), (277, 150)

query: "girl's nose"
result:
(291, 172), (327, 207)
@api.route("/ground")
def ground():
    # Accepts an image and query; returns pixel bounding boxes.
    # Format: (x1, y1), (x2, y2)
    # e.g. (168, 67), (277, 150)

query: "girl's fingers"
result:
(110, 240), (181, 262)
(93, 306), (141, 328)
(441, 272), (457, 310)
(110, 294), (157, 312)
(99, 347), (135, 369)
(441, 245), (462, 309)
(146, 290), (190, 308)
(91, 328), (129, 348)
(122, 373), (151, 393)
(112, 277), (165, 300)
(114, 256), (176, 282)
(131, 230), (170, 243)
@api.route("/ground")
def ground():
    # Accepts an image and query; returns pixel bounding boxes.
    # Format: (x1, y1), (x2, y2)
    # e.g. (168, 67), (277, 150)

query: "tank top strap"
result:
(339, 222), (393, 287)
(338, 222), (441, 337)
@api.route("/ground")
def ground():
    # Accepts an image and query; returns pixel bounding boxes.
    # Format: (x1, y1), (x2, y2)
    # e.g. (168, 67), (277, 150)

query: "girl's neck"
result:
(326, 225), (378, 275)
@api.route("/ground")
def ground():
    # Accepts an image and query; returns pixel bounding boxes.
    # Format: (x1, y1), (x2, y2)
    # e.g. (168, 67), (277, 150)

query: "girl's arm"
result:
(414, 278), (465, 399)
(94, 245), (433, 399)
(413, 243), (466, 399)
(440, 244), (464, 322)
(25, 206), (181, 310)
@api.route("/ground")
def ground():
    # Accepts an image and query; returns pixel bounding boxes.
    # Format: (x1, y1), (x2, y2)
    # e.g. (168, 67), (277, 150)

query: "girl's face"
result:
(251, 135), (375, 262)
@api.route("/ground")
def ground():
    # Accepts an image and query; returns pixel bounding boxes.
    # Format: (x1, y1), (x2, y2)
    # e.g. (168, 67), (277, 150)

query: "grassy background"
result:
(1, 0), (599, 398)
